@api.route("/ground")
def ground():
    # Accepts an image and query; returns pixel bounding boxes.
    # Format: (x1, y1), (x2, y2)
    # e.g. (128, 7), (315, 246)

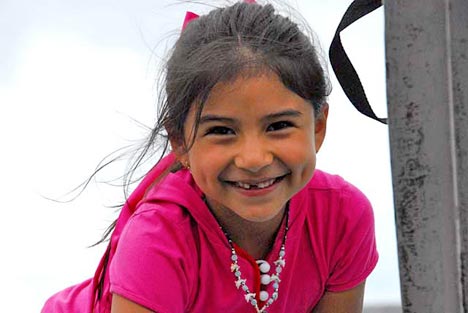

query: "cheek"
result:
(279, 134), (316, 165)
(278, 135), (317, 182)
(187, 146), (225, 184)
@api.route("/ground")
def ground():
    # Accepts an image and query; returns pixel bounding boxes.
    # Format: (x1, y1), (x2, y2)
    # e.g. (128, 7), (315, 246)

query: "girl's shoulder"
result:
(133, 170), (204, 224)
(308, 169), (358, 191)
(294, 169), (374, 223)
(126, 169), (215, 233)
(305, 169), (370, 203)
(299, 170), (378, 293)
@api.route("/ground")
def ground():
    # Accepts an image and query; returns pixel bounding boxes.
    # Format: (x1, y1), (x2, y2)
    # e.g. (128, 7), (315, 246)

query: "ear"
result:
(169, 136), (189, 166)
(314, 103), (329, 153)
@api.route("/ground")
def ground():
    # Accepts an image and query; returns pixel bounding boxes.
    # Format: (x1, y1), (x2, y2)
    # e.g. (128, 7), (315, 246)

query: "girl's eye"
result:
(267, 121), (294, 132)
(205, 126), (235, 136)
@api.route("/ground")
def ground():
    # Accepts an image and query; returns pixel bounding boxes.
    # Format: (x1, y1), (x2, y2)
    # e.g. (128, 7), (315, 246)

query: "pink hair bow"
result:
(182, 0), (256, 31)
(182, 11), (199, 31)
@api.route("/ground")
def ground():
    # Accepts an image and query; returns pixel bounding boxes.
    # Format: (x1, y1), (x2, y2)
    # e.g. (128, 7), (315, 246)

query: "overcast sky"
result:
(0, 0), (398, 311)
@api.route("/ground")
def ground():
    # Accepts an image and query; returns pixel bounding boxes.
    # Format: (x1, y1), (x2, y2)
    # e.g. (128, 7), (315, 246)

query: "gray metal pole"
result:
(449, 0), (468, 309)
(385, 0), (468, 312)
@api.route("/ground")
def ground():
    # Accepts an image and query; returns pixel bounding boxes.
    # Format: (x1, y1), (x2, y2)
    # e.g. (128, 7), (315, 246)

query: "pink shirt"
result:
(42, 153), (378, 312)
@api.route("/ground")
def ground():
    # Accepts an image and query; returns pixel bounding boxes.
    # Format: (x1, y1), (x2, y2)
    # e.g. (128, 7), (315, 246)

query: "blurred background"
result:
(0, 0), (400, 311)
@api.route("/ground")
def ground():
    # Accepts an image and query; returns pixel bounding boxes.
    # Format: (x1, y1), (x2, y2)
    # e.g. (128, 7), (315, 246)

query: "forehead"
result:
(200, 72), (313, 116)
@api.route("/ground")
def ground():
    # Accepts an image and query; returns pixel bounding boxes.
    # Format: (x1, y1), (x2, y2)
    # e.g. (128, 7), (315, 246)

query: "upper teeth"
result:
(236, 178), (276, 190)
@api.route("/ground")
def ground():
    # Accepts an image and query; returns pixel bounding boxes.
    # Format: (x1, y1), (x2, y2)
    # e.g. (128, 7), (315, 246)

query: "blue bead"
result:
(235, 270), (241, 277)
(273, 282), (279, 289)
(231, 255), (238, 261)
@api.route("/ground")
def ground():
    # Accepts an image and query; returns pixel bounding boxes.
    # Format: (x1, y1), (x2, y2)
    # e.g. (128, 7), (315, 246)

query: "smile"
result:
(226, 174), (288, 190)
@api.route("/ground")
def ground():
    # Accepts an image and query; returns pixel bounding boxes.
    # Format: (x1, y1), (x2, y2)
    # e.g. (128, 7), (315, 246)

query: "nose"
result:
(234, 136), (273, 173)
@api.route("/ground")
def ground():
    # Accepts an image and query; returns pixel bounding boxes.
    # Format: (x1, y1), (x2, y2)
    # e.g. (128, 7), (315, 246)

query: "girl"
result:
(42, 1), (378, 312)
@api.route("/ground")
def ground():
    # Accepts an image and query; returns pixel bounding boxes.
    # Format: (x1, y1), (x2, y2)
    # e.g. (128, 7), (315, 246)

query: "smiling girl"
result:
(42, 2), (378, 312)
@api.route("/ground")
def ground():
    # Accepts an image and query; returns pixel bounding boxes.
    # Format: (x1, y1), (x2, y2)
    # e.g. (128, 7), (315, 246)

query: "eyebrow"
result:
(199, 115), (236, 125)
(262, 109), (303, 122)
(199, 109), (303, 125)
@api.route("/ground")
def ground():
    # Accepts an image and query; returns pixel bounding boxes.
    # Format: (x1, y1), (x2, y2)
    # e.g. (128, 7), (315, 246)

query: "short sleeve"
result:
(325, 184), (379, 292)
(109, 204), (196, 313)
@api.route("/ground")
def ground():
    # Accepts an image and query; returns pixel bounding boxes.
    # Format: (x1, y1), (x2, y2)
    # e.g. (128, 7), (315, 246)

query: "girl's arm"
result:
(111, 293), (154, 313)
(312, 282), (366, 313)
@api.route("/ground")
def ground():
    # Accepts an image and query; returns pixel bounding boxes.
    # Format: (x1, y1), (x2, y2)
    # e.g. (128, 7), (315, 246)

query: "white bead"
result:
(261, 274), (271, 285)
(259, 290), (269, 301)
(257, 260), (271, 273)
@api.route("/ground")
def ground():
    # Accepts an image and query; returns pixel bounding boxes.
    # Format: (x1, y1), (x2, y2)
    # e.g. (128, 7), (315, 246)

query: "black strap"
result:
(329, 0), (387, 124)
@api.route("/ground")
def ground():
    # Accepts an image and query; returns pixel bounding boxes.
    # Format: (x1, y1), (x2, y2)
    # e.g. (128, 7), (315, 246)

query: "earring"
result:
(183, 161), (190, 170)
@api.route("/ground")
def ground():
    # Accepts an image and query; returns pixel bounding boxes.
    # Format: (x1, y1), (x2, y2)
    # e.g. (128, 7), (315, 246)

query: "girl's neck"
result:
(206, 200), (286, 260)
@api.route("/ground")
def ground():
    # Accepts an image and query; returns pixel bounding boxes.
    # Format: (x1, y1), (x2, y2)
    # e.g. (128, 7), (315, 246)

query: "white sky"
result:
(0, 0), (399, 311)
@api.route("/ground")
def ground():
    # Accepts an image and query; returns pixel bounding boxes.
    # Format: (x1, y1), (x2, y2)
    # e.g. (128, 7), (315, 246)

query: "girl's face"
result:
(172, 72), (327, 223)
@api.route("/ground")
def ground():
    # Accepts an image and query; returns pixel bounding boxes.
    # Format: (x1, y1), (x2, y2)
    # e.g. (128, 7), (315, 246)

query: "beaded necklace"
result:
(221, 204), (290, 313)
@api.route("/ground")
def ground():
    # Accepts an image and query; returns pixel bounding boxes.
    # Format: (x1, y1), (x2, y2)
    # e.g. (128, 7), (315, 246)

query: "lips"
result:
(224, 174), (288, 190)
